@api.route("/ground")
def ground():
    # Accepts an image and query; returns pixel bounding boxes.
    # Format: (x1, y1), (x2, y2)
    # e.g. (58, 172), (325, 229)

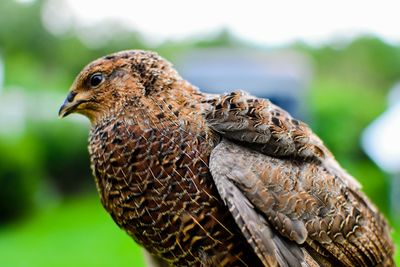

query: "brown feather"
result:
(60, 50), (395, 267)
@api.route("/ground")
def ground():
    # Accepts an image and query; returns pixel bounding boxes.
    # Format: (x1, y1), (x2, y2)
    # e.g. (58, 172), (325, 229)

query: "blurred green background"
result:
(1, 0), (399, 266)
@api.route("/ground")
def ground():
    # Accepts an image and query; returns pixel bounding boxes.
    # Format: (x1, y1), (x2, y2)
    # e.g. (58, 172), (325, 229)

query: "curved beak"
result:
(58, 91), (79, 118)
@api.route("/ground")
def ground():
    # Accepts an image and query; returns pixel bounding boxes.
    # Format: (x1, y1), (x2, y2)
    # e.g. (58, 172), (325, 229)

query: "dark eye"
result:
(89, 73), (104, 87)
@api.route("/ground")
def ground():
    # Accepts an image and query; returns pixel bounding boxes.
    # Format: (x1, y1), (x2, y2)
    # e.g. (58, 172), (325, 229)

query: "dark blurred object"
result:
(0, 136), (40, 223)
(176, 48), (312, 119)
(31, 121), (92, 194)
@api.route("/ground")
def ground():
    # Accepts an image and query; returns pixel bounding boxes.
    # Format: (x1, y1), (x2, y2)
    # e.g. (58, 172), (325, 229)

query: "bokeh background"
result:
(1, 0), (400, 266)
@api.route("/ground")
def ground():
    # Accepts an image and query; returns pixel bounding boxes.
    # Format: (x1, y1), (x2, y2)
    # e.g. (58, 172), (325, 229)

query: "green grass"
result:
(0, 195), (145, 267)
(395, 229), (400, 265)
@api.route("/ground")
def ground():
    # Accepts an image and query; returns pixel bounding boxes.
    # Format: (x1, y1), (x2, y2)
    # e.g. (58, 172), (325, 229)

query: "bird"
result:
(59, 50), (395, 267)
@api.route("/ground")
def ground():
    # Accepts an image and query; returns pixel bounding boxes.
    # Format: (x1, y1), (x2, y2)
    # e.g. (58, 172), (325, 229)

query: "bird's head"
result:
(58, 50), (180, 124)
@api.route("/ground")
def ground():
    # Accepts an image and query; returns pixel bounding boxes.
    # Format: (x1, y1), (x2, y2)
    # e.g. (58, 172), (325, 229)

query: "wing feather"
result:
(210, 150), (317, 267)
(203, 91), (361, 190)
(205, 91), (394, 266)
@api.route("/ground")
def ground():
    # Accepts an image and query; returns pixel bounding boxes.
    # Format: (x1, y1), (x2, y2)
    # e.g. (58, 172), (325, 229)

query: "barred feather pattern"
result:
(204, 91), (395, 267)
(88, 108), (263, 266)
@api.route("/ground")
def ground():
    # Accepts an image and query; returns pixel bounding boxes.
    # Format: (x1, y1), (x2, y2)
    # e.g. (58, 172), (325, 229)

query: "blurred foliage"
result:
(0, 0), (399, 265)
(308, 78), (389, 214)
(0, 0), (148, 92)
(29, 121), (91, 194)
(0, 195), (144, 267)
(0, 135), (42, 223)
(296, 37), (400, 89)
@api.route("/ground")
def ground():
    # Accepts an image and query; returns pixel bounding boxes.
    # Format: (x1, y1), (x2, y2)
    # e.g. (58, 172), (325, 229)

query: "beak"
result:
(58, 91), (79, 118)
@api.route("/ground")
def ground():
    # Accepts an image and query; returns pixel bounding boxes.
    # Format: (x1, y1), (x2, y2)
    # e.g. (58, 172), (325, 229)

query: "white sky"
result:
(57, 0), (400, 46)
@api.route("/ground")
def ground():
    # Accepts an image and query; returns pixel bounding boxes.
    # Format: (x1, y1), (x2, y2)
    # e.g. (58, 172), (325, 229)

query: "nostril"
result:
(67, 91), (77, 102)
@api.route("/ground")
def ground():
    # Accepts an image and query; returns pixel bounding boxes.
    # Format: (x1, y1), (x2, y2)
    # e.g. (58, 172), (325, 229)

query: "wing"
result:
(204, 92), (394, 266)
(210, 140), (394, 267)
(209, 144), (317, 267)
(202, 91), (361, 191)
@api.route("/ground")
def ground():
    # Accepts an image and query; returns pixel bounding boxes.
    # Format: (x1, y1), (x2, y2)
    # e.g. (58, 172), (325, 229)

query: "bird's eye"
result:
(89, 73), (104, 87)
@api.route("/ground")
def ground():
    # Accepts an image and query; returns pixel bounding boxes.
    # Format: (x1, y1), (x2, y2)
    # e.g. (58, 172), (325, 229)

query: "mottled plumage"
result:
(59, 50), (395, 267)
